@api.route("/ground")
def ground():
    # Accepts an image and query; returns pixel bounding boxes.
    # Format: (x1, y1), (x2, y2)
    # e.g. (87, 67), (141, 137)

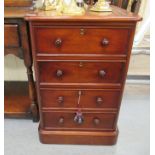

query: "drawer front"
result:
(34, 27), (129, 55)
(38, 61), (125, 84)
(4, 24), (20, 48)
(40, 89), (121, 109)
(43, 111), (116, 131)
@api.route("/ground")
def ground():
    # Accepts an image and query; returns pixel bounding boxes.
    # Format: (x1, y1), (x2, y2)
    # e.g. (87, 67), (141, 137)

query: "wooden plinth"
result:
(39, 126), (118, 145)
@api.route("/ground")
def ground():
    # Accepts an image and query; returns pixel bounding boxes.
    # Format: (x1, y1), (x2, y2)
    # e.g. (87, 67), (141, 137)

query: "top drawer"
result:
(33, 27), (130, 55)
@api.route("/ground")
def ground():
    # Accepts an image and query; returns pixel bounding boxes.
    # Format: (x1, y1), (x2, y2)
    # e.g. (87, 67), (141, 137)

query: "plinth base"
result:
(39, 126), (118, 145)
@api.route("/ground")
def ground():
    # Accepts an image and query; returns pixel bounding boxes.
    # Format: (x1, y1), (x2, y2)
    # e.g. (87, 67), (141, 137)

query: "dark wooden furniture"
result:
(4, 1), (39, 121)
(26, 6), (141, 145)
(4, 0), (138, 123)
(112, 0), (129, 8)
(5, 81), (31, 118)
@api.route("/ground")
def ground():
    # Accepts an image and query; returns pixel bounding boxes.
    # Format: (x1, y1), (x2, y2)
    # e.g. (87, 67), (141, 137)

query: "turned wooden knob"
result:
(58, 117), (64, 124)
(56, 69), (63, 77)
(101, 38), (109, 46)
(57, 96), (64, 104)
(96, 97), (103, 105)
(93, 118), (100, 125)
(55, 38), (62, 47)
(99, 70), (106, 78)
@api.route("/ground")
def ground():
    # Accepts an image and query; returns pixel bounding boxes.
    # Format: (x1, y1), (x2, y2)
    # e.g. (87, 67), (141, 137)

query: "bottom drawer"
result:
(42, 111), (117, 131)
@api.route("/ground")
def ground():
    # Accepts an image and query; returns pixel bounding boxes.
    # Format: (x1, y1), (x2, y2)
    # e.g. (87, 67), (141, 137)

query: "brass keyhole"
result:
(80, 29), (85, 35)
(79, 62), (84, 67)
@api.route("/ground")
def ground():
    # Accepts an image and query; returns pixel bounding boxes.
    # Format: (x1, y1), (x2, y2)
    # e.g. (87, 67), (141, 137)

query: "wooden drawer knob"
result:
(101, 38), (109, 46)
(96, 97), (103, 105)
(93, 118), (100, 125)
(55, 38), (62, 47)
(56, 69), (63, 77)
(57, 96), (64, 104)
(99, 70), (106, 78)
(58, 117), (64, 124)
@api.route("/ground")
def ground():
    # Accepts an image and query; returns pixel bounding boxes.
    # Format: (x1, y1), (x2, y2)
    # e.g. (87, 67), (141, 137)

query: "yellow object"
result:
(90, 0), (112, 12)
(43, 0), (59, 11)
(34, 0), (85, 15)
(62, 0), (85, 15)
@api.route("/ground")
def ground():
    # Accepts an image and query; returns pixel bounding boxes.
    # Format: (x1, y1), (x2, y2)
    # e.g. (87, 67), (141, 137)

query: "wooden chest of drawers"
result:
(26, 6), (141, 145)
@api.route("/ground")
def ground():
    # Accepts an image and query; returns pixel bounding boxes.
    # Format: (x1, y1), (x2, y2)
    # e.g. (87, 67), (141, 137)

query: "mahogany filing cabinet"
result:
(26, 6), (141, 145)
